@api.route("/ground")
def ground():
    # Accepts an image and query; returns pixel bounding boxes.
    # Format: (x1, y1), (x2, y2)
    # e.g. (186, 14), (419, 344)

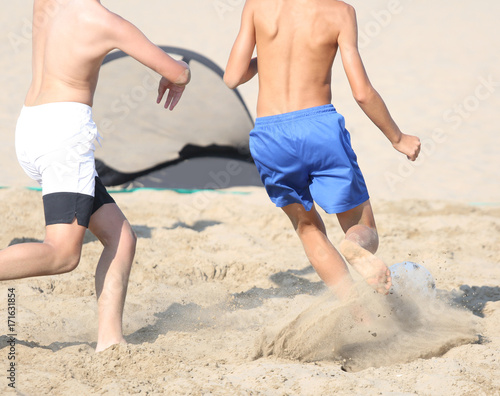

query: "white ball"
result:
(389, 261), (436, 298)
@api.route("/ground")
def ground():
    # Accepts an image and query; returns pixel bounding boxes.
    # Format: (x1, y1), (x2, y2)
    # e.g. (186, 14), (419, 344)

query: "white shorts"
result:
(15, 102), (114, 227)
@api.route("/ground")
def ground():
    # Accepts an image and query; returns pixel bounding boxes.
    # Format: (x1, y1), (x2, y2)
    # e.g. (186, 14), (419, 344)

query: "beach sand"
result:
(1, 0), (500, 395)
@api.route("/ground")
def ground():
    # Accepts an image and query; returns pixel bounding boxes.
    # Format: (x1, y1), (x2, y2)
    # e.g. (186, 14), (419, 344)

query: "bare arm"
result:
(338, 5), (420, 161)
(102, 11), (191, 109)
(224, 1), (258, 89)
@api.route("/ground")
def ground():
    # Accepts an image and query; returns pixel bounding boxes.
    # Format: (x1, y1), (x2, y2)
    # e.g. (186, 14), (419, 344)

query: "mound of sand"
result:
(257, 283), (480, 372)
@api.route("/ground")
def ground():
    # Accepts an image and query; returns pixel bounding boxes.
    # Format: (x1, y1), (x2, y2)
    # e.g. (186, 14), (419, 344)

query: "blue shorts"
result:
(249, 104), (369, 214)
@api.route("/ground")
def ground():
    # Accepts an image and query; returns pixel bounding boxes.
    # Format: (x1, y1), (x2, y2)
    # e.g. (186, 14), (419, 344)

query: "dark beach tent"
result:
(92, 46), (262, 189)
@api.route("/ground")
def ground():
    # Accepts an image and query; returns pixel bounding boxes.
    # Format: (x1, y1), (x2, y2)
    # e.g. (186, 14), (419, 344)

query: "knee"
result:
(346, 224), (379, 253)
(295, 219), (323, 237)
(51, 250), (82, 275)
(364, 225), (379, 249)
(368, 229), (379, 253)
(121, 222), (137, 253)
(102, 221), (137, 253)
(125, 224), (137, 252)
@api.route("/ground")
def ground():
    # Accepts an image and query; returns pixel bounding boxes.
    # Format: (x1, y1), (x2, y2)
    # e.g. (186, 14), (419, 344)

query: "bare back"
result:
(26, 0), (114, 107)
(252, 0), (346, 116)
(225, 0), (422, 161)
(26, 0), (189, 108)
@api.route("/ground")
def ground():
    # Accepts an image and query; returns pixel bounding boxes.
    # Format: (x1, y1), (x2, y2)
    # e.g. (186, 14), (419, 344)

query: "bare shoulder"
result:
(244, 0), (259, 8)
(325, 0), (357, 43)
(330, 0), (354, 11)
(76, 2), (138, 50)
(328, 0), (356, 22)
(80, 2), (121, 28)
(242, 0), (259, 14)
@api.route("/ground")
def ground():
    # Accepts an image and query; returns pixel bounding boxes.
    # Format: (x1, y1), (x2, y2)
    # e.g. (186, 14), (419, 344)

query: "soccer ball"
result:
(389, 261), (436, 298)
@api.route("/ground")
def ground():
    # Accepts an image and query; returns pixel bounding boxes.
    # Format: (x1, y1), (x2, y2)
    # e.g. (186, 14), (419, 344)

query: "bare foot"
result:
(339, 239), (391, 294)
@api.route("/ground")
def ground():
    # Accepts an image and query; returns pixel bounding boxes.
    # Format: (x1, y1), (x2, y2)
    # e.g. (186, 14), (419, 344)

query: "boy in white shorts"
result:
(16, 102), (114, 228)
(0, 0), (190, 352)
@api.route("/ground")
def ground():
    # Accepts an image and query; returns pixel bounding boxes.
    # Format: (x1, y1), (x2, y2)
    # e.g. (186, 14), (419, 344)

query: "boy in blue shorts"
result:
(224, 0), (421, 299)
(0, 0), (190, 352)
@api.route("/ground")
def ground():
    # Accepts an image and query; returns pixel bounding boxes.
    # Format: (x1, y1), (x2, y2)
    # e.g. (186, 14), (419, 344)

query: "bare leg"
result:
(337, 200), (391, 294)
(0, 219), (86, 279)
(88, 203), (136, 353)
(282, 203), (354, 300)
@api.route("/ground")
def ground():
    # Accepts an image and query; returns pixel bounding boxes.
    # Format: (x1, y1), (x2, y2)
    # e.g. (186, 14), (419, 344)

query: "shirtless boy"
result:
(0, 0), (190, 352)
(224, 0), (420, 298)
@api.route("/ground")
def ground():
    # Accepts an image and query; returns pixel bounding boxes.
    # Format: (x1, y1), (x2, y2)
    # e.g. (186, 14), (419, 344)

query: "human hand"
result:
(393, 133), (421, 161)
(157, 77), (186, 111)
